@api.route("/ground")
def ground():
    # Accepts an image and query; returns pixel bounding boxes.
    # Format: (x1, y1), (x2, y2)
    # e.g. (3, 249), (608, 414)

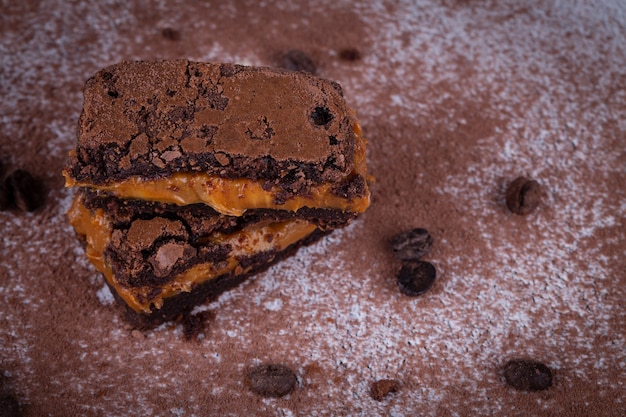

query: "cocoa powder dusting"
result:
(1, 1), (625, 416)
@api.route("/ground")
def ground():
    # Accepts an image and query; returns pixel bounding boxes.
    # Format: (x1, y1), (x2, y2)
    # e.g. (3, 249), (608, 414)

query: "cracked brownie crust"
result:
(65, 60), (359, 192)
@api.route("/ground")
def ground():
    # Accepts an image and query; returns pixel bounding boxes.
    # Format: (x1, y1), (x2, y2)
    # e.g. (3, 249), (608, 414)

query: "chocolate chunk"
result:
(503, 359), (553, 391)
(391, 228), (434, 261)
(247, 364), (297, 398)
(126, 218), (188, 250)
(505, 177), (542, 215)
(161, 28), (181, 41)
(0, 180), (11, 211)
(370, 379), (400, 401)
(5, 170), (45, 212)
(277, 50), (316, 74)
(339, 47), (362, 62)
(0, 394), (21, 417)
(148, 241), (196, 278)
(397, 261), (436, 296)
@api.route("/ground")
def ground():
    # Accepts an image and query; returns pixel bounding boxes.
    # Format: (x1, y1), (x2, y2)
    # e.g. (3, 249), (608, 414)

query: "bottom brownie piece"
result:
(113, 229), (328, 329)
(68, 191), (336, 328)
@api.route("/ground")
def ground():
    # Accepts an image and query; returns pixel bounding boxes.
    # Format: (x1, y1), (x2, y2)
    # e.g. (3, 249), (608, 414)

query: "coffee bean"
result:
(370, 379), (400, 401)
(338, 47), (362, 62)
(277, 50), (316, 74)
(247, 364), (297, 398)
(391, 228), (434, 261)
(505, 177), (542, 215)
(0, 181), (11, 211)
(5, 170), (45, 212)
(0, 394), (21, 417)
(503, 359), (553, 391)
(397, 261), (436, 296)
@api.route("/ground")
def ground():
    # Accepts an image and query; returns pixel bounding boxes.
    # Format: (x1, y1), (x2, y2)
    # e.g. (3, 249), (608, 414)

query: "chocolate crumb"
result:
(397, 261), (436, 296)
(339, 47), (362, 62)
(0, 393), (21, 417)
(370, 379), (400, 401)
(505, 177), (542, 215)
(247, 364), (297, 398)
(182, 311), (210, 341)
(5, 169), (45, 212)
(391, 228), (434, 261)
(130, 329), (145, 340)
(277, 49), (316, 74)
(161, 27), (181, 41)
(503, 359), (553, 391)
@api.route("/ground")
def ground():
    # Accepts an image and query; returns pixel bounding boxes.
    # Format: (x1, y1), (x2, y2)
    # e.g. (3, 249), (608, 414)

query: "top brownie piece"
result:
(65, 60), (359, 187)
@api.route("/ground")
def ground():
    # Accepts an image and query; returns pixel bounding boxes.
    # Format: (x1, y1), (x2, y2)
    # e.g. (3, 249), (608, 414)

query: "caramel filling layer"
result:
(68, 195), (317, 313)
(64, 125), (370, 216)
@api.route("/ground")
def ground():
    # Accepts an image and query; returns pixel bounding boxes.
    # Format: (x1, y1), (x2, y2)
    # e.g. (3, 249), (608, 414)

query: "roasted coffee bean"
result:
(391, 228), (434, 261)
(370, 379), (400, 401)
(505, 177), (542, 215)
(247, 364), (297, 398)
(0, 394), (21, 417)
(503, 359), (553, 391)
(277, 50), (316, 74)
(5, 170), (45, 212)
(397, 261), (436, 296)
(0, 180), (11, 211)
(338, 47), (362, 62)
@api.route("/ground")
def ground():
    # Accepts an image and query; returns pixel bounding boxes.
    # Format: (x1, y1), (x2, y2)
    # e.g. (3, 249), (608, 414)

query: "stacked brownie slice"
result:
(63, 60), (370, 327)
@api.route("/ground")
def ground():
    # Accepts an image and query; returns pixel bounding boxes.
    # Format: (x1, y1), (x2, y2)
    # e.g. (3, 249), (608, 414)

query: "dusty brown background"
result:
(1, 0), (625, 416)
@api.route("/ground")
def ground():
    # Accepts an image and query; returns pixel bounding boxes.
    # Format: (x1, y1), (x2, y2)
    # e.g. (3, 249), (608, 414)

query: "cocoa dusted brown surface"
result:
(65, 60), (358, 190)
(1, 1), (625, 416)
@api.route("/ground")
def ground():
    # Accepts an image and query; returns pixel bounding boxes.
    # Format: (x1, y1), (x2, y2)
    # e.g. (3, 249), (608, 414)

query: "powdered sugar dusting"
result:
(1, 0), (625, 416)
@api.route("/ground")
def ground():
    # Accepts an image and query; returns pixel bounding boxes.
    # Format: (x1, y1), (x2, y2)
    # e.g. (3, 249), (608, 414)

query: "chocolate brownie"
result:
(64, 60), (370, 326)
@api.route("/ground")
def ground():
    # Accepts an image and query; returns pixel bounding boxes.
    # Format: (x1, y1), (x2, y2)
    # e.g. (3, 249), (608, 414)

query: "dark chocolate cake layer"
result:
(65, 60), (361, 191)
